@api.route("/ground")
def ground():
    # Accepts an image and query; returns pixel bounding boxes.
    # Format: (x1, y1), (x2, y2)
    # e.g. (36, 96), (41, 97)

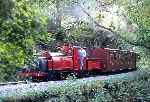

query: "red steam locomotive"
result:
(17, 45), (137, 81)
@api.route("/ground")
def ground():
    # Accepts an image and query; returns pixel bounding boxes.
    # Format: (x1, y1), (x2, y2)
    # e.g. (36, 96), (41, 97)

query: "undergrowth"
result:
(1, 69), (150, 102)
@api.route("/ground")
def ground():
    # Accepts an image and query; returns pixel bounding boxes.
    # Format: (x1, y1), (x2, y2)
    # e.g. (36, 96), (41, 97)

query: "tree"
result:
(0, 0), (49, 81)
(115, 0), (150, 49)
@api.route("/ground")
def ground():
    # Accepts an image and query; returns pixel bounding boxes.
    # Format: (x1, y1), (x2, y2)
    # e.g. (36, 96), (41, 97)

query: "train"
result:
(17, 45), (137, 81)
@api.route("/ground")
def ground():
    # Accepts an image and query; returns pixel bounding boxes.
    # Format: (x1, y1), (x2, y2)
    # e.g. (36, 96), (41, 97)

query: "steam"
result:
(42, 0), (138, 33)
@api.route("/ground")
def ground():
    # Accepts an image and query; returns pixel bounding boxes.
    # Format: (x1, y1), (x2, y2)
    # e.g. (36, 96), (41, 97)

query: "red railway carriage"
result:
(17, 46), (137, 81)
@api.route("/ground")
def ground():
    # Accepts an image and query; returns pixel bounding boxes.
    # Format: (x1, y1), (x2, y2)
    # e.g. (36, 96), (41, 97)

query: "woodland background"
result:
(0, 0), (150, 82)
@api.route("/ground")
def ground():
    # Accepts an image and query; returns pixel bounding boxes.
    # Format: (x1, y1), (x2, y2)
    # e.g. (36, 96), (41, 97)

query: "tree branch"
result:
(118, 34), (150, 49)
(76, 2), (150, 50)
(77, 4), (116, 34)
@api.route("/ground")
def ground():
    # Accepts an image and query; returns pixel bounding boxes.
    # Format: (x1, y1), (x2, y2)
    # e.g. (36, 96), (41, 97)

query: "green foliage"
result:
(116, 0), (150, 48)
(1, 69), (150, 102)
(115, 35), (150, 68)
(114, 0), (150, 69)
(127, 0), (150, 46)
(134, 46), (150, 68)
(0, 0), (149, 82)
(64, 21), (93, 43)
(0, 0), (49, 82)
(0, 0), (14, 19)
(50, 71), (150, 102)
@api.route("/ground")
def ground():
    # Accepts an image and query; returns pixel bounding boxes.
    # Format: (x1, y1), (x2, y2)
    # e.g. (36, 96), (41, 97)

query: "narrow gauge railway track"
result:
(0, 81), (27, 86)
(0, 69), (146, 98)
(0, 69), (136, 87)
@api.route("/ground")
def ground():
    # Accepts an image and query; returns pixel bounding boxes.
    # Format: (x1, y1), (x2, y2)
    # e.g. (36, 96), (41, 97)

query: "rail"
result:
(0, 81), (27, 86)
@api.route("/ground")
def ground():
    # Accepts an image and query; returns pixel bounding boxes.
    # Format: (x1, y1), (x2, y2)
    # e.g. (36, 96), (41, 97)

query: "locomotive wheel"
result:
(21, 76), (33, 83)
(76, 71), (89, 78)
(47, 71), (61, 81)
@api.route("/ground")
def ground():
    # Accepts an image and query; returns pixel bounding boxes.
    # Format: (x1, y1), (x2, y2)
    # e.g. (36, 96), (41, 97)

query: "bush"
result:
(1, 69), (150, 102)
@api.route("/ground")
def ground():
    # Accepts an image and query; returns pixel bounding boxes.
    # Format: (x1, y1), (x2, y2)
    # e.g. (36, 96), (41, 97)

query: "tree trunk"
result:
(55, 0), (61, 33)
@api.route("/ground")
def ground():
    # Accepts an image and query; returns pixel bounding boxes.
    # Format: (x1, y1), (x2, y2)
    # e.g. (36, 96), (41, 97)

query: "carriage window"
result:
(130, 52), (133, 56)
(110, 51), (117, 60)
(114, 53), (117, 60)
